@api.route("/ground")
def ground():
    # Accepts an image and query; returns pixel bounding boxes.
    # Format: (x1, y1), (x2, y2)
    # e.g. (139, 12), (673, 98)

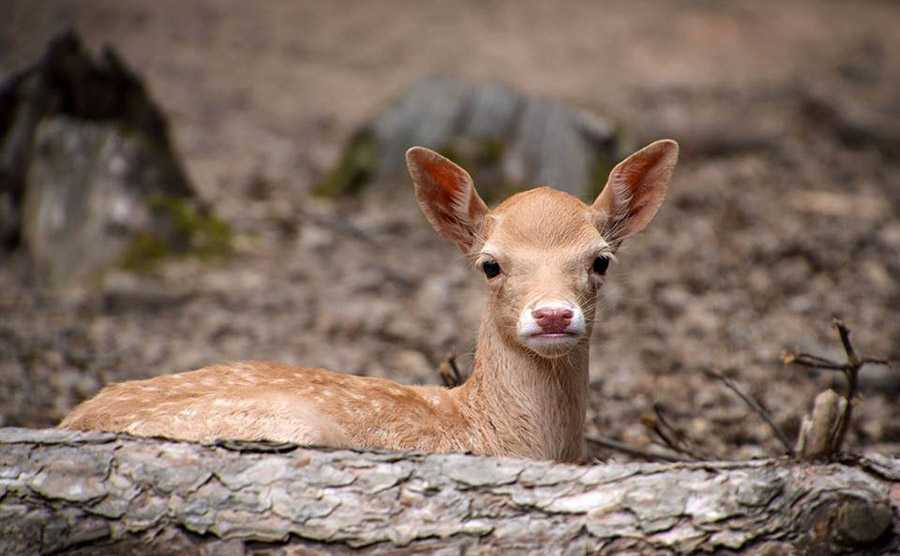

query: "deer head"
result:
(407, 140), (678, 359)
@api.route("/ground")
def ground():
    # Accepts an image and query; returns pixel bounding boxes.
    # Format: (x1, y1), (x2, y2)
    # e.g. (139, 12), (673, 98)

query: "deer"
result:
(61, 139), (678, 463)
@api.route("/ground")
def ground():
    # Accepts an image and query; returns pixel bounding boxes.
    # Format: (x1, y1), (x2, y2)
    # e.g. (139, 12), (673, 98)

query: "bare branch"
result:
(785, 318), (895, 460)
(586, 435), (692, 463)
(833, 317), (860, 368)
(860, 357), (896, 367)
(831, 318), (860, 454)
(640, 404), (709, 461)
(704, 369), (795, 457)
(782, 352), (847, 371)
(438, 353), (465, 388)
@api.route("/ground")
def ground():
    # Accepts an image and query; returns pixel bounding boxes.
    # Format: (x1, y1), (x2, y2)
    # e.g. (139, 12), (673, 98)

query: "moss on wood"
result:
(313, 129), (379, 197)
(119, 195), (232, 271)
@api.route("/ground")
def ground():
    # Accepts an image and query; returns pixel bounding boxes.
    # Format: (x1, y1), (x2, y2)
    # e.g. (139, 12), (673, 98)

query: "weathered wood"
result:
(1, 428), (897, 555)
(0, 31), (229, 287)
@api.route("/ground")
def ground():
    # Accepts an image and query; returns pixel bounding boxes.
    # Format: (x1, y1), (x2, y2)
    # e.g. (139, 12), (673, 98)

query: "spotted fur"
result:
(61, 140), (678, 463)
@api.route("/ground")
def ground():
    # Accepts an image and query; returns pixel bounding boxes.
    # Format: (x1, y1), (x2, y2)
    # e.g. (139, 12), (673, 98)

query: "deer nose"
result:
(532, 307), (574, 334)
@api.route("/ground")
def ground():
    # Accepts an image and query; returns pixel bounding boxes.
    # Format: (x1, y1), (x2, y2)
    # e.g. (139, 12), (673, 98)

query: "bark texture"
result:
(1, 428), (897, 555)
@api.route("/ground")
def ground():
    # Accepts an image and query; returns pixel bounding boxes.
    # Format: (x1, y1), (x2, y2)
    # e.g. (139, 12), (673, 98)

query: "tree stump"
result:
(316, 77), (622, 203)
(0, 31), (229, 287)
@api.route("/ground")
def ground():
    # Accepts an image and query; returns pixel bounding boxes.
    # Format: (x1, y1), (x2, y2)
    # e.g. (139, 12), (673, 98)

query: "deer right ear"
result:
(406, 147), (488, 254)
(592, 139), (679, 243)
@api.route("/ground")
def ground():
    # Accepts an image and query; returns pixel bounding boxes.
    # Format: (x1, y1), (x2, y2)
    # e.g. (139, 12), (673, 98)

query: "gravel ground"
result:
(2, 0), (898, 460)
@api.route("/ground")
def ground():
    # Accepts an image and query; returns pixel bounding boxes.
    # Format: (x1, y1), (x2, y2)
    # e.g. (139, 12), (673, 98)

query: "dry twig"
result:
(785, 317), (897, 458)
(639, 404), (708, 461)
(438, 354), (465, 388)
(704, 369), (795, 457)
(593, 318), (895, 463)
(586, 435), (691, 463)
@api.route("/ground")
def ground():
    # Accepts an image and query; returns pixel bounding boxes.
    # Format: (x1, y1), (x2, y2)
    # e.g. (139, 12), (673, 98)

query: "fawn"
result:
(61, 140), (678, 462)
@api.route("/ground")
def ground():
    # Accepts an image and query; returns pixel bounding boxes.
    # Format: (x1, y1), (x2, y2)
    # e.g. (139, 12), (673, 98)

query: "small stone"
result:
(877, 221), (900, 249)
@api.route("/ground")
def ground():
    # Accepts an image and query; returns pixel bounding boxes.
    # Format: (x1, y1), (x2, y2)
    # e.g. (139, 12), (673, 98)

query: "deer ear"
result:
(406, 147), (488, 254)
(592, 139), (679, 243)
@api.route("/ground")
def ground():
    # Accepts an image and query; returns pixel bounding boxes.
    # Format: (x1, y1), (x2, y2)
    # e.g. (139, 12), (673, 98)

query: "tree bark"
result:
(1, 428), (897, 555)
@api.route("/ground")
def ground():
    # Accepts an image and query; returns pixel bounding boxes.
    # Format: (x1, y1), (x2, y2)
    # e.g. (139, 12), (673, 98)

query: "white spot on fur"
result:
(517, 299), (585, 349)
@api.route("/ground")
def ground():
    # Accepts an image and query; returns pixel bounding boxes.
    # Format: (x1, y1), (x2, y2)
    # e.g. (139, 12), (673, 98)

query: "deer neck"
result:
(450, 314), (589, 462)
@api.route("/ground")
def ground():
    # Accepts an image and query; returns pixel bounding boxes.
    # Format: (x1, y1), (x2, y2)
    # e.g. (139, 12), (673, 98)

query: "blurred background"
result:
(2, 0), (898, 460)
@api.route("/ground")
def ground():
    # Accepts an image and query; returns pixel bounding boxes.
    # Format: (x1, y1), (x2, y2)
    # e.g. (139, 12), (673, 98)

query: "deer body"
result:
(62, 140), (679, 462)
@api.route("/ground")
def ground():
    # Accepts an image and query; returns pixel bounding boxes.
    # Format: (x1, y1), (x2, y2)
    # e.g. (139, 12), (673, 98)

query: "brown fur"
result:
(61, 140), (678, 463)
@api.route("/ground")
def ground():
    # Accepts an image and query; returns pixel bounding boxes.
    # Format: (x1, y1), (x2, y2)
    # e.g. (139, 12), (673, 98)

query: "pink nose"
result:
(532, 307), (573, 334)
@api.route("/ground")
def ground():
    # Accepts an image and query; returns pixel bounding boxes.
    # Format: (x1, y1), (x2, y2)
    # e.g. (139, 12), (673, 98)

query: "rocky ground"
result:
(2, 0), (898, 460)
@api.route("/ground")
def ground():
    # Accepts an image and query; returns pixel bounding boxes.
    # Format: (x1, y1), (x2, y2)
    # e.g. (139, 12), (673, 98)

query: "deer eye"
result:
(481, 260), (501, 279)
(592, 256), (610, 276)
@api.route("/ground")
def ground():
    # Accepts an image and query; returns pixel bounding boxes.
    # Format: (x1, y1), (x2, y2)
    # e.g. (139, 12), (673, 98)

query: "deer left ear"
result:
(406, 147), (488, 254)
(592, 139), (679, 243)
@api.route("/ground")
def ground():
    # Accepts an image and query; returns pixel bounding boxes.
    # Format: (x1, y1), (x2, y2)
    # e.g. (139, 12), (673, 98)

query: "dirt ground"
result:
(2, 0), (898, 460)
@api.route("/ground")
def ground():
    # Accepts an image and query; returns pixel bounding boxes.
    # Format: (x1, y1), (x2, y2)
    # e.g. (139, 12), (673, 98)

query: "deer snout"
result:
(517, 301), (586, 357)
(532, 307), (573, 334)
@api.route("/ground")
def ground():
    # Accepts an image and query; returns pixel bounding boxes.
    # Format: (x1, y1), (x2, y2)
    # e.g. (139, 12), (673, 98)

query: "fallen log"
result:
(1, 428), (897, 555)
